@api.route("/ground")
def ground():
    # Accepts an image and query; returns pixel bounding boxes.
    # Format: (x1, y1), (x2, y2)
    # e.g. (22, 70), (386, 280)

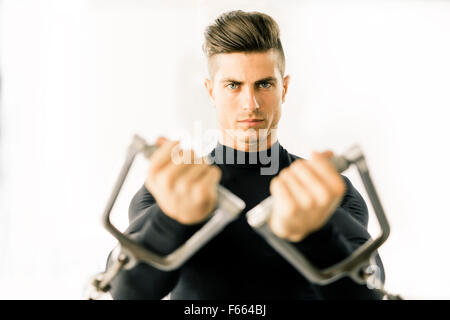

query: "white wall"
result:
(1, 0), (449, 299)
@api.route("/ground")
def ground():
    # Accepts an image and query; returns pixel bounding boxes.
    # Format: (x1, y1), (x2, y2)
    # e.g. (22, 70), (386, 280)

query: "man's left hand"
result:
(269, 151), (347, 242)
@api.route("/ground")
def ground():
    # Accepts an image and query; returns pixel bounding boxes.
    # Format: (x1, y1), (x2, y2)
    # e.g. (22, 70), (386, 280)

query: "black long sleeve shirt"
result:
(108, 141), (385, 299)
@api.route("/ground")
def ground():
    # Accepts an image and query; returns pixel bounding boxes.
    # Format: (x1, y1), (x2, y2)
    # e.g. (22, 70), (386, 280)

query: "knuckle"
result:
(319, 193), (332, 206)
(176, 179), (189, 194)
(198, 163), (208, 173)
(283, 198), (298, 215)
(293, 159), (306, 169)
(207, 165), (218, 177)
(302, 195), (315, 211)
(285, 207), (298, 219)
(279, 169), (290, 180)
(292, 162), (306, 177)
(192, 184), (207, 201)
(199, 184), (210, 196)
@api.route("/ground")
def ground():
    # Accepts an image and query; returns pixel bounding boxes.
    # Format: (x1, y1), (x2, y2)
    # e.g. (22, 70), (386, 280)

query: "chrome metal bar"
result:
(102, 134), (246, 271)
(246, 145), (391, 286)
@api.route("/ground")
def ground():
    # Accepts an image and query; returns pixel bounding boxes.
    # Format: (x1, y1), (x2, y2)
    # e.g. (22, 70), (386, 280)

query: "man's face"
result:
(205, 49), (290, 150)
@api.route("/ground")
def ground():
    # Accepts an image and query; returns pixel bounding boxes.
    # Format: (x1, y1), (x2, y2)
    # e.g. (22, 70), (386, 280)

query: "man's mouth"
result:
(238, 119), (264, 123)
(238, 119), (265, 127)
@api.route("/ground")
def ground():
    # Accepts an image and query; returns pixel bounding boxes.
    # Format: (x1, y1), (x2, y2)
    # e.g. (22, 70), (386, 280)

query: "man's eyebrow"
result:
(255, 76), (277, 83)
(220, 76), (277, 84)
(220, 78), (243, 84)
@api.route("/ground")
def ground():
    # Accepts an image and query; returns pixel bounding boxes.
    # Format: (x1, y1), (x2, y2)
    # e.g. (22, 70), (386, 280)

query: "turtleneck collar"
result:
(208, 140), (283, 169)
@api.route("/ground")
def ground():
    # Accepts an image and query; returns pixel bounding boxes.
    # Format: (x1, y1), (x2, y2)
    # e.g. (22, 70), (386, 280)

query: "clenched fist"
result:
(144, 137), (222, 225)
(269, 151), (346, 242)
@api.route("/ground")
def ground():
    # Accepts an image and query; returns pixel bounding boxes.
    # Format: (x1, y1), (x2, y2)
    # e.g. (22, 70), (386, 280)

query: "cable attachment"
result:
(85, 247), (129, 300)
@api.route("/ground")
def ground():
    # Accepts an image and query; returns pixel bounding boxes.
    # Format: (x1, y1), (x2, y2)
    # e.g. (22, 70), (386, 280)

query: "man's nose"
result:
(240, 87), (260, 111)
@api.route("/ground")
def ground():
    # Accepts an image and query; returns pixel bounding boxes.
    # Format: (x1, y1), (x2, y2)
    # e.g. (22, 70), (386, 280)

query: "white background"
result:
(1, 0), (449, 299)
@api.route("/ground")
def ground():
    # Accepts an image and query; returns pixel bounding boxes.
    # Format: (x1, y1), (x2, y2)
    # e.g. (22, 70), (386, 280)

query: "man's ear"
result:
(204, 78), (215, 106)
(282, 74), (291, 104)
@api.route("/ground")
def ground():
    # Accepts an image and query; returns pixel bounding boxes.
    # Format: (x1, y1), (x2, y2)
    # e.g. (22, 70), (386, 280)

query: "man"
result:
(107, 10), (385, 299)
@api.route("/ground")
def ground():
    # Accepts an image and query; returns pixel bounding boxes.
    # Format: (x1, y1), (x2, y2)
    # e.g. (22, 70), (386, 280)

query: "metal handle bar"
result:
(102, 134), (246, 271)
(246, 145), (390, 286)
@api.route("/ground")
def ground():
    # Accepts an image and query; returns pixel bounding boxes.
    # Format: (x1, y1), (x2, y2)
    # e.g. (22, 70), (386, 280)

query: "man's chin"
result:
(222, 127), (273, 146)
(236, 130), (269, 145)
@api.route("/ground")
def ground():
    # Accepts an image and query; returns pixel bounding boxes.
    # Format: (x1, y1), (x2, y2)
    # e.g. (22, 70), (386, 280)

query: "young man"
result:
(107, 10), (385, 299)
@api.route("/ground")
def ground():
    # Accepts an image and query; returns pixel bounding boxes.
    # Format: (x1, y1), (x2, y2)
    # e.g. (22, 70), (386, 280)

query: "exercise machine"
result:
(85, 134), (402, 300)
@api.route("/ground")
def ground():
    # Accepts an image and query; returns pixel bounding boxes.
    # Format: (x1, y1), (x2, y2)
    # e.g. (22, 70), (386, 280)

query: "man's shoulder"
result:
(282, 147), (303, 165)
(288, 152), (302, 161)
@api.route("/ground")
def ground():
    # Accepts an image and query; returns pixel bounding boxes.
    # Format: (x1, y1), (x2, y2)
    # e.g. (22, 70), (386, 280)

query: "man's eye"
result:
(258, 82), (272, 89)
(227, 83), (238, 90)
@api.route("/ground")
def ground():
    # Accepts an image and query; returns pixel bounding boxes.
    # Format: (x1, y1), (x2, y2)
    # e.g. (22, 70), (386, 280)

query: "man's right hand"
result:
(144, 137), (222, 225)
